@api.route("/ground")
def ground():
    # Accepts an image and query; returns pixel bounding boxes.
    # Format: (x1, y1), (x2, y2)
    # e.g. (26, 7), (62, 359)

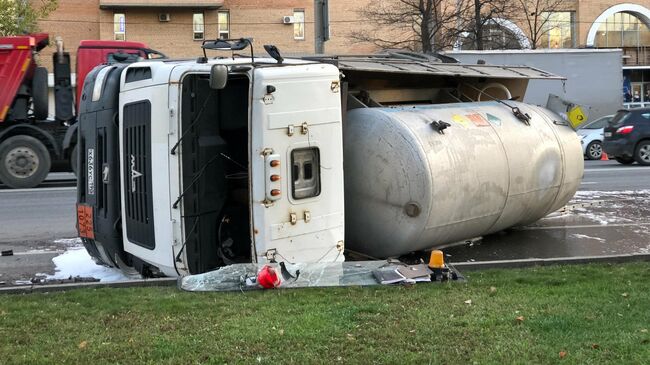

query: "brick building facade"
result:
(33, 0), (650, 80)
(35, 0), (377, 69)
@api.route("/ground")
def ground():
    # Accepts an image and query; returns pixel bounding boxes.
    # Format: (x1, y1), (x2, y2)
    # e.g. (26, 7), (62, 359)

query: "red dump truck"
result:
(0, 33), (164, 188)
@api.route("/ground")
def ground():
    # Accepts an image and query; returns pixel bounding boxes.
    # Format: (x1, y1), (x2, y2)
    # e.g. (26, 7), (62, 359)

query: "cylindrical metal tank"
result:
(344, 101), (583, 258)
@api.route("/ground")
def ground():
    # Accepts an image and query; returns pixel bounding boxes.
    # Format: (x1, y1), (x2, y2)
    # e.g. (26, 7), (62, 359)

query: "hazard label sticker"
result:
(452, 114), (470, 128)
(77, 204), (95, 239)
(466, 113), (490, 127)
(486, 113), (502, 126)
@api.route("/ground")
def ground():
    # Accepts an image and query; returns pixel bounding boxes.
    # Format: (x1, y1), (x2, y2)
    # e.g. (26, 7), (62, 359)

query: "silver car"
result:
(577, 115), (614, 160)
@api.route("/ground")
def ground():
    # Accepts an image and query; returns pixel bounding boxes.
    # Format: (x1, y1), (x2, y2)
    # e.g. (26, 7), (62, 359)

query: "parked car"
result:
(577, 115), (613, 160)
(603, 108), (650, 165)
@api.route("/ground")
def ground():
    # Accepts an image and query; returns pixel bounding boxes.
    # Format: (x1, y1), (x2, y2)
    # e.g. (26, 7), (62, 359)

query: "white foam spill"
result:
(48, 246), (131, 282)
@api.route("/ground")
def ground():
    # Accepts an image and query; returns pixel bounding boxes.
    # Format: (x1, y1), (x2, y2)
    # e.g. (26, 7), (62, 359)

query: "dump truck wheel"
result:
(70, 144), (79, 176)
(0, 135), (51, 188)
(32, 67), (49, 120)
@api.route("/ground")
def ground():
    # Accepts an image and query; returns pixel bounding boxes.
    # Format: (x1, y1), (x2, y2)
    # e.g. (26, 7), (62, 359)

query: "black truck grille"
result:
(122, 101), (155, 249)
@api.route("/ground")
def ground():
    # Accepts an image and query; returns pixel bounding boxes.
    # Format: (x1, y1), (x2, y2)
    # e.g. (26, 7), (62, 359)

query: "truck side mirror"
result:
(210, 65), (228, 90)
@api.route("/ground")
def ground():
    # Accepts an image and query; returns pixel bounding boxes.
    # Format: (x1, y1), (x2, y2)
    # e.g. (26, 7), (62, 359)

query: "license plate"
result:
(604, 132), (612, 137)
(77, 204), (95, 239)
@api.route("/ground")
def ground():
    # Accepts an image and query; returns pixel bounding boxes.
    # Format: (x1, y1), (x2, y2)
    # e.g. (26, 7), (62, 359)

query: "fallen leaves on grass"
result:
(559, 351), (567, 359)
(591, 344), (600, 350)
(515, 316), (525, 325)
(641, 329), (648, 333)
(621, 292), (629, 298)
(78, 341), (88, 350)
(464, 299), (472, 305)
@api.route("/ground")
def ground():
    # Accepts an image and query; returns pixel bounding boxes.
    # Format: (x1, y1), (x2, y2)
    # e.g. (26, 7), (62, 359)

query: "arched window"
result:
(483, 24), (522, 49)
(594, 12), (650, 47)
(460, 25), (521, 50)
(456, 19), (530, 50)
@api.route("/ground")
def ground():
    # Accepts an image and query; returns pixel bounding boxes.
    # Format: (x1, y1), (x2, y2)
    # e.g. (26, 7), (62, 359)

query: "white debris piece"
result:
(570, 234), (606, 242)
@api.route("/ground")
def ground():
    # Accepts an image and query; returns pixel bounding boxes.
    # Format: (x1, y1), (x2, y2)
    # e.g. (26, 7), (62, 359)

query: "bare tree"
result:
(514, 0), (567, 49)
(351, 0), (466, 53)
(0, 0), (58, 36)
(459, 0), (521, 50)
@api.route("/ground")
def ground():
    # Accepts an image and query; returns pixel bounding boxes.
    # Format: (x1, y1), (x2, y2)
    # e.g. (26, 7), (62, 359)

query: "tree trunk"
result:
(474, 0), (483, 50)
(420, 0), (433, 53)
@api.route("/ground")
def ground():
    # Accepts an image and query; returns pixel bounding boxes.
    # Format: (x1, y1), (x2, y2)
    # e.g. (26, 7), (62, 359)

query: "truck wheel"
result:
(70, 144), (79, 176)
(634, 140), (650, 166)
(0, 135), (51, 188)
(32, 67), (49, 120)
(585, 141), (602, 160)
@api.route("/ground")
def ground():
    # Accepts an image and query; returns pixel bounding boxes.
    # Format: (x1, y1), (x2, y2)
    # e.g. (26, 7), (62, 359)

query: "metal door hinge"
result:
(261, 148), (274, 156)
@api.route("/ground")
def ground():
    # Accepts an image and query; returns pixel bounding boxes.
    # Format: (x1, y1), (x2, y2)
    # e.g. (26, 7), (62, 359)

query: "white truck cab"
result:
(109, 57), (344, 276)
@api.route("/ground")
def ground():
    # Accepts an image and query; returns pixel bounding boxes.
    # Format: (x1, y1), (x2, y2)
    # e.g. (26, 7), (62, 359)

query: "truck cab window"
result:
(291, 147), (320, 199)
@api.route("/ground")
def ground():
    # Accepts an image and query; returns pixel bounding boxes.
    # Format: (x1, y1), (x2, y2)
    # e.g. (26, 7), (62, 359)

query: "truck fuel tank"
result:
(343, 101), (583, 258)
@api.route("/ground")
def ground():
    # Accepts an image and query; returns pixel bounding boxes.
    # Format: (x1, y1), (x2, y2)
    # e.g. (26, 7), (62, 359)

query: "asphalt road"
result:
(0, 161), (649, 284)
(444, 160), (650, 262)
(580, 160), (650, 191)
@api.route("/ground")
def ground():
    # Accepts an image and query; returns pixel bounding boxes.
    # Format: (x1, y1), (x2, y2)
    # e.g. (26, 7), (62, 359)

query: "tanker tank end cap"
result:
(430, 120), (451, 134)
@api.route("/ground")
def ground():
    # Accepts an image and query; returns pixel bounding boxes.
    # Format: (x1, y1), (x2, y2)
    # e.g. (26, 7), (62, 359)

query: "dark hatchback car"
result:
(603, 108), (650, 165)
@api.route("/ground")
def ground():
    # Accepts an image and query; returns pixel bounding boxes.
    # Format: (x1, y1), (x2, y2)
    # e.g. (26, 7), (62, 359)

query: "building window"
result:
(114, 13), (126, 41)
(218, 11), (230, 39)
(293, 9), (305, 40)
(193, 13), (205, 40)
(539, 12), (574, 49)
(595, 12), (650, 48)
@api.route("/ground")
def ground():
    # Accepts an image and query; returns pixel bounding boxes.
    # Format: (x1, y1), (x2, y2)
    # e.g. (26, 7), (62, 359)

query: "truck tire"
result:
(634, 140), (650, 166)
(0, 135), (51, 188)
(70, 144), (79, 176)
(32, 67), (49, 120)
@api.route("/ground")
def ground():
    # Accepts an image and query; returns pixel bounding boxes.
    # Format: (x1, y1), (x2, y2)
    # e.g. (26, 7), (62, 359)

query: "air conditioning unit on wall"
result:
(282, 16), (295, 24)
(159, 13), (171, 22)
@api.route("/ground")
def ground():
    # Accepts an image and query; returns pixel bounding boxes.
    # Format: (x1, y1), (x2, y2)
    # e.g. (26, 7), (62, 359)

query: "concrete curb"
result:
(1, 254), (649, 294)
(450, 253), (650, 271)
(0, 277), (176, 295)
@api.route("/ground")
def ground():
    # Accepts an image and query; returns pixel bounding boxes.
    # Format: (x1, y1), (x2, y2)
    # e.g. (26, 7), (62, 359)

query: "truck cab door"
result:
(250, 64), (345, 264)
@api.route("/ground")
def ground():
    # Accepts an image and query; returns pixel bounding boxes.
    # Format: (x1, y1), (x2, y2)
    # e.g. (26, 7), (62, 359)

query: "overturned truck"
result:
(76, 40), (582, 277)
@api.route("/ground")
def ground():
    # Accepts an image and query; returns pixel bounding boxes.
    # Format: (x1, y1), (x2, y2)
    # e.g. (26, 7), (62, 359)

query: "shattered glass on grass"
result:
(180, 261), (390, 292)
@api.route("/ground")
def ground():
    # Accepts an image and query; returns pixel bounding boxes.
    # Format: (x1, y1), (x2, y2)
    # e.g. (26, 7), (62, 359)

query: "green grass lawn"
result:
(1, 263), (649, 364)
